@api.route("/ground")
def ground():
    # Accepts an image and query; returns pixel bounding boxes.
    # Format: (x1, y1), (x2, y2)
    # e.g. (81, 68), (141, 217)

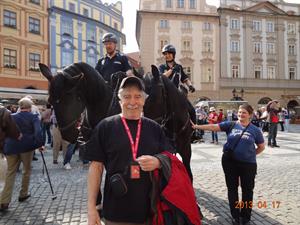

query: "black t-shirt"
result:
(95, 52), (132, 83)
(159, 63), (188, 88)
(84, 115), (171, 223)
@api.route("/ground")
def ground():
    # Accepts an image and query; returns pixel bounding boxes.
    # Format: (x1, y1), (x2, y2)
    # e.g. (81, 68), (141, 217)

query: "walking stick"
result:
(40, 151), (57, 200)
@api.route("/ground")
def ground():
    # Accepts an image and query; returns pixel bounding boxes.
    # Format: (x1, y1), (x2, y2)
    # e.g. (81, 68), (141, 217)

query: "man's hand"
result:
(88, 207), (102, 225)
(188, 85), (195, 93)
(136, 155), (161, 171)
(38, 146), (45, 152)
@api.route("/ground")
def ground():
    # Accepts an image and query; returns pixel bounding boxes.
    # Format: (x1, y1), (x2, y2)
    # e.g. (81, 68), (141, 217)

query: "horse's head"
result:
(39, 63), (86, 143)
(143, 65), (167, 123)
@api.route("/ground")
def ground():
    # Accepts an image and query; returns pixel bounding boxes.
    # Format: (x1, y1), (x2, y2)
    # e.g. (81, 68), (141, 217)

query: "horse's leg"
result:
(179, 140), (193, 182)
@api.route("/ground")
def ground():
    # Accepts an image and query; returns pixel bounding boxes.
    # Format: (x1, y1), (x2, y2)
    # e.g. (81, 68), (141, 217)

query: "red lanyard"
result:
(121, 116), (142, 161)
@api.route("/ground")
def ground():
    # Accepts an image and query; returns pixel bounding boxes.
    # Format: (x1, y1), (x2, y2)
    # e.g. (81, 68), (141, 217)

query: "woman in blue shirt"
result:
(192, 104), (265, 225)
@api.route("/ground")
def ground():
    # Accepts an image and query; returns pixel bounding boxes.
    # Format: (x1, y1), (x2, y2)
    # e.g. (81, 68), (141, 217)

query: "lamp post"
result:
(231, 88), (244, 101)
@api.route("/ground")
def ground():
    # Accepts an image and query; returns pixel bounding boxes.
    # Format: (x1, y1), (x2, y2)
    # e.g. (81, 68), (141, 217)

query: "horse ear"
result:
(151, 65), (160, 80)
(39, 63), (53, 81)
(132, 67), (143, 79)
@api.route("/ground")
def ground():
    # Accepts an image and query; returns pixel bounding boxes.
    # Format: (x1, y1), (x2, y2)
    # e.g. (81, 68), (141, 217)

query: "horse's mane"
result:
(160, 75), (189, 112)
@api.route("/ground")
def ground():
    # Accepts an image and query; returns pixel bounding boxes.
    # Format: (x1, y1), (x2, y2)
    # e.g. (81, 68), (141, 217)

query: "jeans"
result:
(268, 122), (278, 145)
(42, 122), (51, 144)
(63, 143), (76, 165)
(211, 131), (218, 142)
(222, 155), (257, 222)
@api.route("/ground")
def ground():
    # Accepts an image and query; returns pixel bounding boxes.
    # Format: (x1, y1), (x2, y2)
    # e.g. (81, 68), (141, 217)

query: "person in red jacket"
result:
(267, 100), (281, 148)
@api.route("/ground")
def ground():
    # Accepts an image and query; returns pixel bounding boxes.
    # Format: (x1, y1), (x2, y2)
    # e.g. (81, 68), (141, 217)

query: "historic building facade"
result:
(0, 0), (49, 96)
(219, 0), (300, 108)
(136, 0), (219, 100)
(136, 0), (300, 108)
(48, 0), (125, 73)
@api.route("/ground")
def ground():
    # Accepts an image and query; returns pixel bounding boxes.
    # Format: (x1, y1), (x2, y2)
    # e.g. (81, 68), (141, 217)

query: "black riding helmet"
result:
(102, 33), (118, 43)
(162, 44), (176, 56)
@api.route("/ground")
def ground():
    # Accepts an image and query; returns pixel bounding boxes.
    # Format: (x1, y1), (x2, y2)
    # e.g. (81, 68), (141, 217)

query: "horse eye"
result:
(55, 99), (60, 104)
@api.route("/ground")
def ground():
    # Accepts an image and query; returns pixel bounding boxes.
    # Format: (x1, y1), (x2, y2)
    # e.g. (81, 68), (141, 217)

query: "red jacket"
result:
(152, 152), (201, 225)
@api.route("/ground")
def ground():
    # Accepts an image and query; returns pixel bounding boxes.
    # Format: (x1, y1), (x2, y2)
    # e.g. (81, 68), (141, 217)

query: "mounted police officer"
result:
(159, 44), (195, 93)
(95, 33), (133, 84)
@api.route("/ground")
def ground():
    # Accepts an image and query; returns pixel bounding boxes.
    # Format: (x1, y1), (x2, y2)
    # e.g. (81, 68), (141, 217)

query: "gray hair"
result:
(118, 88), (148, 100)
(18, 97), (33, 109)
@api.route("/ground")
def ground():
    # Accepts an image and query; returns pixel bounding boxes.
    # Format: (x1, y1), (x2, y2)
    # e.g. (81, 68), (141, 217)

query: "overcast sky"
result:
(102, 0), (298, 53)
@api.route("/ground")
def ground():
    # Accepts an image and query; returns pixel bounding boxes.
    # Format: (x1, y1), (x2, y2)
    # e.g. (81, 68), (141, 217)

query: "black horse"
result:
(39, 62), (193, 180)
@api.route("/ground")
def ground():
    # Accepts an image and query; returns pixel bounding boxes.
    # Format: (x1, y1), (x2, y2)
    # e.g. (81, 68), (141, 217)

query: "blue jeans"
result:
(268, 122), (278, 145)
(211, 131), (218, 142)
(42, 122), (51, 144)
(63, 143), (75, 165)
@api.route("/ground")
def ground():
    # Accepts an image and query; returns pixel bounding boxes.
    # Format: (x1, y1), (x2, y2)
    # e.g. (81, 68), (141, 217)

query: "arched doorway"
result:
(258, 97), (272, 105)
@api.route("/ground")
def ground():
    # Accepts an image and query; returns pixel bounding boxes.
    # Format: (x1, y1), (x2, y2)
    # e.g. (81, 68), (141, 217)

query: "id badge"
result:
(130, 162), (140, 179)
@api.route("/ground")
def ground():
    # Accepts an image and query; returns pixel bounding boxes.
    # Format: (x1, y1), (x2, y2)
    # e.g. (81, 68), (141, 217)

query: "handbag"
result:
(225, 122), (250, 160)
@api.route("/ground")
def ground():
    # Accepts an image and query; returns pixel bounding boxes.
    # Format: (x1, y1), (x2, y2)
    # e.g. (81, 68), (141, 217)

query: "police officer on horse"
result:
(159, 44), (195, 93)
(95, 33), (133, 84)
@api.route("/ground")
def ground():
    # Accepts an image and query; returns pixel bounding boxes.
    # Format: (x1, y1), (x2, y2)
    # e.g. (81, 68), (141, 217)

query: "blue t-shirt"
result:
(219, 121), (264, 163)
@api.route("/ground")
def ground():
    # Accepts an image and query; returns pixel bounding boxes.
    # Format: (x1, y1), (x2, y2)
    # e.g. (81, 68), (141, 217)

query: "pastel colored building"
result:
(0, 0), (49, 101)
(49, 0), (125, 73)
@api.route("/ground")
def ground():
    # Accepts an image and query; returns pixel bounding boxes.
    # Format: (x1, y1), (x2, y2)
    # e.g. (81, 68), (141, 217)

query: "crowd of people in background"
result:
(193, 101), (290, 147)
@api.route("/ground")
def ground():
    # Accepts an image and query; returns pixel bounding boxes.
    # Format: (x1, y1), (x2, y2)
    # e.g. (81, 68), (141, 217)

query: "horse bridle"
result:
(53, 72), (85, 132)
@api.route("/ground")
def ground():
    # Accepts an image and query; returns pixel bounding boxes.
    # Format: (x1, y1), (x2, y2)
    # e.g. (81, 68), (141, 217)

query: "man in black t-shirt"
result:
(95, 33), (132, 84)
(86, 76), (171, 225)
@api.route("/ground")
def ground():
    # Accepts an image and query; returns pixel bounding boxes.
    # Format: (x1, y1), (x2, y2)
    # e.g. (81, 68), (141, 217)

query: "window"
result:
(177, 0), (184, 8)
(203, 65), (212, 82)
(287, 23), (296, 34)
(266, 22), (274, 33)
(69, 3), (75, 12)
(166, 0), (172, 8)
(204, 41), (212, 52)
(183, 67), (191, 79)
(86, 48), (97, 67)
(289, 67), (296, 80)
(232, 65), (239, 78)
(62, 20), (73, 35)
(254, 66), (261, 79)
(189, 0), (196, 9)
(29, 53), (40, 71)
(83, 8), (89, 17)
(230, 19), (239, 30)
(182, 21), (192, 29)
(289, 45), (296, 56)
(266, 43), (275, 54)
(87, 27), (96, 42)
(254, 42), (262, 53)
(253, 21), (261, 32)
(230, 41), (239, 52)
(183, 40), (191, 50)
(62, 51), (73, 68)
(29, 0), (40, 5)
(203, 22), (212, 31)
(159, 20), (169, 29)
(4, 10), (16, 28)
(160, 40), (168, 50)
(29, 17), (40, 34)
(114, 22), (118, 30)
(267, 66), (275, 79)
(3, 48), (17, 68)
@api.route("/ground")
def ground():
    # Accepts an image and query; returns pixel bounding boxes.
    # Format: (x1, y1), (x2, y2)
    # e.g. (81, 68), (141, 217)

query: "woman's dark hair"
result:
(239, 103), (254, 115)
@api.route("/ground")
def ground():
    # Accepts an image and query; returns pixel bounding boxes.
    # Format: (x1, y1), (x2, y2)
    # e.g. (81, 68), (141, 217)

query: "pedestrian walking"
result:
(0, 97), (44, 211)
(208, 107), (218, 144)
(267, 100), (281, 148)
(0, 105), (20, 194)
(191, 103), (265, 225)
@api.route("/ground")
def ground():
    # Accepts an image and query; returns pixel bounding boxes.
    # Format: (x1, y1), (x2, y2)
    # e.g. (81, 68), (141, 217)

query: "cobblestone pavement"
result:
(0, 125), (299, 225)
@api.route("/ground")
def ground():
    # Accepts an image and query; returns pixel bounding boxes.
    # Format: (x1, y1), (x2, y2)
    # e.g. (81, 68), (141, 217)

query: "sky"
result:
(102, 0), (299, 53)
